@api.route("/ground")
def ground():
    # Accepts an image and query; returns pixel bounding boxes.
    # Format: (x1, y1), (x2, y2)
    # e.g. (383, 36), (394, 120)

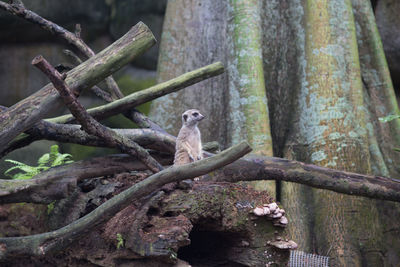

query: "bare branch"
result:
(0, 1), (94, 57)
(32, 55), (164, 173)
(0, 141), (251, 260)
(125, 109), (170, 134)
(2, 122), (174, 158)
(63, 49), (82, 64)
(91, 86), (114, 102)
(47, 62), (225, 124)
(210, 155), (400, 202)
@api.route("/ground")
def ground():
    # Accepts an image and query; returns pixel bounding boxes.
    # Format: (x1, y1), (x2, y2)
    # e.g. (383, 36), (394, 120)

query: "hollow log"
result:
(0, 174), (292, 266)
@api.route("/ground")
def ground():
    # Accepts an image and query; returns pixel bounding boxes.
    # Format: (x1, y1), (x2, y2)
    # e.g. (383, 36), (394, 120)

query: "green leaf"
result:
(5, 159), (28, 166)
(51, 153), (73, 167)
(13, 173), (34, 180)
(379, 114), (400, 123)
(116, 233), (124, 249)
(50, 144), (60, 155)
(37, 153), (50, 166)
(47, 201), (56, 215)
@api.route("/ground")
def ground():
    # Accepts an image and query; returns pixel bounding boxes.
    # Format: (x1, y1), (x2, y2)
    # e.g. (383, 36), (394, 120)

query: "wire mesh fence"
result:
(289, 250), (329, 267)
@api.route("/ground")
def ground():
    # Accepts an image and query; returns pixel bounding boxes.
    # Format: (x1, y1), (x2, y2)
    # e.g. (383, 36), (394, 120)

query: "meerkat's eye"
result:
(193, 112), (199, 117)
(183, 114), (188, 121)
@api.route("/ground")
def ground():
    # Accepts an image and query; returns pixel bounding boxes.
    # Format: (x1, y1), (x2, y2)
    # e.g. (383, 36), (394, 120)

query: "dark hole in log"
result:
(178, 227), (246, 267)
(163, 210), (178, 217)
(147, 207), (160, 216)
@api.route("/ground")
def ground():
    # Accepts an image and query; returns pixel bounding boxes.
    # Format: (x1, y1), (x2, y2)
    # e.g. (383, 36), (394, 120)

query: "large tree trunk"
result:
(151, 0), (400, 266)
(150, 0), (275, 195)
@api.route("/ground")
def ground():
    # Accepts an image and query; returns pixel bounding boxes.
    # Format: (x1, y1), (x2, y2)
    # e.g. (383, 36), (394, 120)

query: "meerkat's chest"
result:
(187, 128), (201, 146)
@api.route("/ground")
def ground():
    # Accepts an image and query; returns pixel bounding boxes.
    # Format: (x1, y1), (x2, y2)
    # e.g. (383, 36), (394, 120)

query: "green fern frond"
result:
(3, 145), (74, 180)
(4, 159), (28, 167)
(37, 153), (50, 166)
(51, 153), (73, 167)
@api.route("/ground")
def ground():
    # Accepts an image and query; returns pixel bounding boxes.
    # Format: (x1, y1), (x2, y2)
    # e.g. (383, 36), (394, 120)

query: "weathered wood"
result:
(0, 22), (156, 152)
(211, 155), (400, 202)
(47, 62), (225, 124)
(0, 153), (172, 204)
(3, 124), (175, 157)
(33, 55), (164, 173)
(0, 141), (251, 260)
(3, 152), (400, 204)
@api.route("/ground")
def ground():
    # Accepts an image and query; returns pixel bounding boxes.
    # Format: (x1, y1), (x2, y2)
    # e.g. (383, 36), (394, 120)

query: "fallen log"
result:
(2, 151), (400, 204)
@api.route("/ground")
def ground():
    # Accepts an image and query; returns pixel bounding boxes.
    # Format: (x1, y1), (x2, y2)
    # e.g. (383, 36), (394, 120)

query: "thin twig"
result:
(91, 86), (114, 102)
(63, 49), (82, 64)
(32, 55), (163, 173)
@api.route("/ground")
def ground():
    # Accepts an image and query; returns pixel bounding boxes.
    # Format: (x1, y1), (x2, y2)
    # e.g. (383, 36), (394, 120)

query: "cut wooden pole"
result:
(47, 62), (225, 124)
(0, 22), (156, 152)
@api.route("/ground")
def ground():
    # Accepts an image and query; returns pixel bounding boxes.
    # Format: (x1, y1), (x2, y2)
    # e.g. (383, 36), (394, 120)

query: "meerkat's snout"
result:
(196, 113), (205, 121)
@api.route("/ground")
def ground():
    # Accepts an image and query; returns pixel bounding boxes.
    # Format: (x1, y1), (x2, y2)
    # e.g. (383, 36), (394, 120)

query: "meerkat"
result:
(174, 109), (205, 166)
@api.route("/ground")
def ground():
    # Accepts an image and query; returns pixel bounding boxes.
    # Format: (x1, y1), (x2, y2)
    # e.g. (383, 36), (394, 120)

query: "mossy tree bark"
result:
(150, 0), (275, 195)
(153, 0), (400, 266)
(227, 0), (275, 195)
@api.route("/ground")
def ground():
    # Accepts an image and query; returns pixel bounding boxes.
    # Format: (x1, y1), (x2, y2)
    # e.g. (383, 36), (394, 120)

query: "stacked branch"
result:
(32, 55), (164, 173)
(0, 21), (156, 151)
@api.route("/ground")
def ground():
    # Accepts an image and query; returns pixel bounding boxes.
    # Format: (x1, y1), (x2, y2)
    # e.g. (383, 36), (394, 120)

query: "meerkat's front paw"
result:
(189, 155), (195, 162)
(197, 155), (203, 160)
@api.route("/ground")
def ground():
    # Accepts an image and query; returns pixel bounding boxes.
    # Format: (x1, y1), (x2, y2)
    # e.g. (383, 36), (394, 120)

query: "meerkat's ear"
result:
(183, 114), (188, 121)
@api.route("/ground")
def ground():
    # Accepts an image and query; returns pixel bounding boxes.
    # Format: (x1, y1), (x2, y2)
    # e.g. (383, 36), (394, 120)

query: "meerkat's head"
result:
(182, 109), (205, 127)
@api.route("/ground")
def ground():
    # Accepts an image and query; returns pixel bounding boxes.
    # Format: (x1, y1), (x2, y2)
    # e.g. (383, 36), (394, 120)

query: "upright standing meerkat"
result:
(174, 109), (205, 166)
